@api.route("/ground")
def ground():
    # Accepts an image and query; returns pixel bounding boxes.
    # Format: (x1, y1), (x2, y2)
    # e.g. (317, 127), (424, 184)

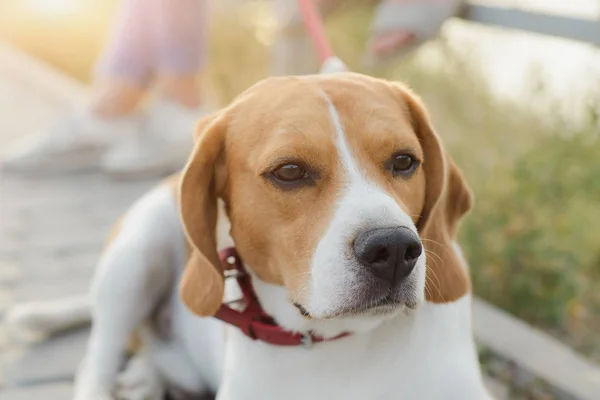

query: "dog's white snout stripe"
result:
(307, 93), (420, 316)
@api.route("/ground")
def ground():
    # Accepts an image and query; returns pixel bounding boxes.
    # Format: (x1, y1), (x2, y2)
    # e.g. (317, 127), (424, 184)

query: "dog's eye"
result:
(272, 164), (308, 182)
(264, 160), (319, 190)
(392, 155), (414, 171)
(388, 153), (419, 177)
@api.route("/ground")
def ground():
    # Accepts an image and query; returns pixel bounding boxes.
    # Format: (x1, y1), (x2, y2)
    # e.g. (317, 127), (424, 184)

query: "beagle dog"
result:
(10, 72), (492, 400)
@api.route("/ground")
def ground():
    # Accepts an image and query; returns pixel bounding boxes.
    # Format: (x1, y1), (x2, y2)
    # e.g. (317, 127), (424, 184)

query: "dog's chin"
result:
(337, 294), (420, 319)
(315, 289), (423, 320)
(300, 272), (425, 321)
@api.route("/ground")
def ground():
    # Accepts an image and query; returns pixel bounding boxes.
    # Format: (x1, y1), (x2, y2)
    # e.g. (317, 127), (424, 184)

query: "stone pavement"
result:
(0, 173), (155, 398)
(0, 41), (156, 399)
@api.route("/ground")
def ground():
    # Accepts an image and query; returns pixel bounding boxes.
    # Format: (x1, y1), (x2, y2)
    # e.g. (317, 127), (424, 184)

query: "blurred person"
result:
(367, 0), (463, 64)
(2, 0), (210, 178)
(2, 0), (461, 178)
(273, 0), (462, 75)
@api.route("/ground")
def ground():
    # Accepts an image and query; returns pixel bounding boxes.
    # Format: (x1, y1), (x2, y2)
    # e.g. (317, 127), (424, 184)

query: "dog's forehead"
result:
(227, 74), (413, 146)
(317, 75), (416, 141)
(226, 77), (327, 142)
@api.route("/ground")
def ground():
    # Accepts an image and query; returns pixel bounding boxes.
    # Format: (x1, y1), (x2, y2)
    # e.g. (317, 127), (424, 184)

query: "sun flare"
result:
(22, 0), (80, 16)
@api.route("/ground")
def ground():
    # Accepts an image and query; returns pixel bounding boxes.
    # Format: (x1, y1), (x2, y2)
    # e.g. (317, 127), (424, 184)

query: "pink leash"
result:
(296, 0), (349, 74)
(296, 0), (335, 64)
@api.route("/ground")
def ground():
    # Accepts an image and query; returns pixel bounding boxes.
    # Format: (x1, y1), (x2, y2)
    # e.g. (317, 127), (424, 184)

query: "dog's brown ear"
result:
(396, 84), (473, 303)
(178, 110), (229, 317)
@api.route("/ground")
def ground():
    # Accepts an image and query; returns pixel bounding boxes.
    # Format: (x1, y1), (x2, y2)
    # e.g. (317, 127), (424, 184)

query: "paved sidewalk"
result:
(0, 174), (154, 398)
(0, 41), (156, 399)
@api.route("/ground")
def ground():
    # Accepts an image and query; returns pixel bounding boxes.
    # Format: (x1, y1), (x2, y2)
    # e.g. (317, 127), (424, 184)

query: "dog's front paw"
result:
(115, 355), (164, 400)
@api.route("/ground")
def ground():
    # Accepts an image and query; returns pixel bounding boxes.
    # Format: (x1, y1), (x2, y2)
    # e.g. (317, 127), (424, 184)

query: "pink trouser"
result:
(95, 0), (208, 86)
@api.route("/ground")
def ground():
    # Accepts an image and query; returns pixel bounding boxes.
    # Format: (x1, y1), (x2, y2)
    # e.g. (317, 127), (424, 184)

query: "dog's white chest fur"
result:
(174, 287), (488, 400)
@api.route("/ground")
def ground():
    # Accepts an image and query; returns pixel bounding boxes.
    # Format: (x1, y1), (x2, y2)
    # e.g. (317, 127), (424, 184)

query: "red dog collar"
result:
(215, 247), (350, 347)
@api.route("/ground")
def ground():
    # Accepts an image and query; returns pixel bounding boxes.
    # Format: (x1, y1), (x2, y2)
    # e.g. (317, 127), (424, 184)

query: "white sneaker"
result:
(101, 98), (209, 179)
(1, 110), (140, 174)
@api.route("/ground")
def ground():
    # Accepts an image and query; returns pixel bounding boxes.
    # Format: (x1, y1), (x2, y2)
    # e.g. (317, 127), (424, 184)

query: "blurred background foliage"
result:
(1, 0), (599, 361)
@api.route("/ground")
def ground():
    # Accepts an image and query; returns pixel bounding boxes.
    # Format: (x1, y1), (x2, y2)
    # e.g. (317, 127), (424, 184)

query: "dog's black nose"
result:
(354, 227), (422, 285)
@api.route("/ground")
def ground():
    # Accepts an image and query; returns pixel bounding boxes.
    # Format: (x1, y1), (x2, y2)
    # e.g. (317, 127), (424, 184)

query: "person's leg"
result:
(92, 0), (155, 117)
(152, 0), (209, 108)
(100, 0), (210, 179)
(90, 82), (147, 118)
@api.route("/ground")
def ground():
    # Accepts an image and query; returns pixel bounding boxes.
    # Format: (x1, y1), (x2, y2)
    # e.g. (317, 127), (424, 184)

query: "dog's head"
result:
(179, 73), (472, 323)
